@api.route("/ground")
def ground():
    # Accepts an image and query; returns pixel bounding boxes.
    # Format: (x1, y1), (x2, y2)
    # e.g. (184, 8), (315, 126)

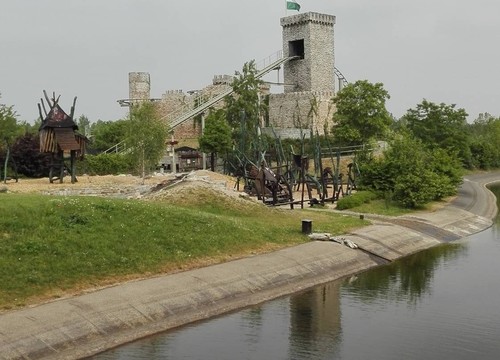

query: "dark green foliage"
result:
(199, 109), (232, 171)
(9, 133), (51, 178)
(403, 100), (472, 168)
(468, 115), (500, 169)
(82, 153), (134, 175)
(88, 119), (129, 153)
(332, 80), (392, 145)
(358, 133), (462, 208)
(336, 190), (378, 210)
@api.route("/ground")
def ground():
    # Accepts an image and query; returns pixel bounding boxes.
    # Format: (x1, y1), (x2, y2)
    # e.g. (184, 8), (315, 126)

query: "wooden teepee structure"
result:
(38, 91), (87, 183)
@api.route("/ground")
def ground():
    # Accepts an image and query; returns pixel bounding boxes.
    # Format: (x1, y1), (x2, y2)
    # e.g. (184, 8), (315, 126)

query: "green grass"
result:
(0, 191), (367, 310)
(347, 199), (414, 216)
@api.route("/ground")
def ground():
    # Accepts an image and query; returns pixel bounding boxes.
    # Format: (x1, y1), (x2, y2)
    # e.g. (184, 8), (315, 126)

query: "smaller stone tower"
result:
(128, 72), (151, 103)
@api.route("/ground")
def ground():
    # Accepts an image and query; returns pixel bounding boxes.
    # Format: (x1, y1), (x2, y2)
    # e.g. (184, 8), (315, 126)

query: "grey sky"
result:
(1, 0), (499, 123)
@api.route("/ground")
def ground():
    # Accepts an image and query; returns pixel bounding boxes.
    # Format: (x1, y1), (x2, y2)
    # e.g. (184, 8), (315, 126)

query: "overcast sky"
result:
(1, 0), (499, 123)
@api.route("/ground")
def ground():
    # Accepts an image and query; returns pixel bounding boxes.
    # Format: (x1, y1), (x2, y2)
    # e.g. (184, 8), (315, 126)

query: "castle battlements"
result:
(270, 91), (335, 100)
(212, 75), (234, 85)
(280, 12), (336, 28)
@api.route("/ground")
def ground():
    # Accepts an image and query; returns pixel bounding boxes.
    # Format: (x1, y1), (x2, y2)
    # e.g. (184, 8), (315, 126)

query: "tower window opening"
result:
(289, 39), (304, 59)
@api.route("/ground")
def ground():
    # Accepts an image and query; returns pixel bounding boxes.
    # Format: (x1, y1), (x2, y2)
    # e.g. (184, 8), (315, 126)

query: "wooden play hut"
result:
(38, 91), (87, 183)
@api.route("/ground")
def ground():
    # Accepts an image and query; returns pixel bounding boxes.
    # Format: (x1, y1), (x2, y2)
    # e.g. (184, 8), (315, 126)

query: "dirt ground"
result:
(0, 170), (241, 198)
(0, 170), (329, 208)
(1, 174), (161, 194)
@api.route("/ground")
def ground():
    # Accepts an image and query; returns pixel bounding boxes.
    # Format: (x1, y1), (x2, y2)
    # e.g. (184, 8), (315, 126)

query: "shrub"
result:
(336, 190), (378, 210)
(81, 153), (134, 175)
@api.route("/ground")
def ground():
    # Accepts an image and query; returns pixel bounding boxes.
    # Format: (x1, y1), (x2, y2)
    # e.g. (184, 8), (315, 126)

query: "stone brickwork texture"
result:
(267, 12), (337, 136)
(281, 12), (336, 93)
(128, 72), (151, 102)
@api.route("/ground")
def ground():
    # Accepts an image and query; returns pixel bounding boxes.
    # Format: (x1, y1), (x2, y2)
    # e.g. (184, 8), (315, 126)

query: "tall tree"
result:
(126, 102), (169, 182)
(199, 109), (232, 171)
(0, 95), (22, 182)
(225, 60), (265, 158)
(332, 80), (392, 145)
(402, 100), (471, 167)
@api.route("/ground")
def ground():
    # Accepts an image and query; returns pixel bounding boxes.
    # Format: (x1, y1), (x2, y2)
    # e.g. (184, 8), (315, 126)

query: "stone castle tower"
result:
(128, 72), (151, 103)
(267, 12), (337, 137)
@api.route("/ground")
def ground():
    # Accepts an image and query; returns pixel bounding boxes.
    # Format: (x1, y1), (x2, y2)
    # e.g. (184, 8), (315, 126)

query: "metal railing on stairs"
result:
(165, 51), (298, 129)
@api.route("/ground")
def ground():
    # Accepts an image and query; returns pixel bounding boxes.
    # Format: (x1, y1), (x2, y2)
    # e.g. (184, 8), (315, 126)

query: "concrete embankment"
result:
(0, 173), (498, 360)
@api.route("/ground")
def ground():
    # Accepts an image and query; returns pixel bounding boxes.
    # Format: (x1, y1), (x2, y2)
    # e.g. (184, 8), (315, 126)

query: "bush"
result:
(336, 190), (378, 210)
(81, 153), (134, 175)
(9, 133), (51, 178)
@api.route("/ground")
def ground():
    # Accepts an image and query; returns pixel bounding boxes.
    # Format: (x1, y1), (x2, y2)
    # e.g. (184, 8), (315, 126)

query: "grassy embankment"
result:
(0, 188), (368, 310)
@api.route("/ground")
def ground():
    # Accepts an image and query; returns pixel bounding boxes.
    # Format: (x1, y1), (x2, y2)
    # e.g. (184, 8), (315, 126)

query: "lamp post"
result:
(167, 133), (178, 174)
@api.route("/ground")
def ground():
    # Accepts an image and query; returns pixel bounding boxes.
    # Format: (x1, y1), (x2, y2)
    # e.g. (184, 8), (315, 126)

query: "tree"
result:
(402, 100), (471, 167)
(126, 102), (169, 182)
(199, 109), (233, 171)
(468, 115), (500, 169)
(76, 114), (91, 138)
(89, 119), (129, 153)
(0, 95), (22, 182)
(225, 60), (265, 158)
(359, 132), (462, 208)
(332, 80), (392, 145)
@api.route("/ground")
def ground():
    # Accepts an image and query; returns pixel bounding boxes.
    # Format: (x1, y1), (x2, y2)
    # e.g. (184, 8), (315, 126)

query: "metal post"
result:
(201, 113), (206, 170)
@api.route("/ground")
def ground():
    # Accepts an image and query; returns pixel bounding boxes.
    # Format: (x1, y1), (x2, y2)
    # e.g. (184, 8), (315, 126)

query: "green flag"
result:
(286, 1), (300, 11)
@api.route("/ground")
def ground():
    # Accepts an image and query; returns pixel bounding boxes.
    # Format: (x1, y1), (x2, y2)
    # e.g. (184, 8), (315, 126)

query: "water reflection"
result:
(342, 243), (467, 307)
(289, 283), (342, 359)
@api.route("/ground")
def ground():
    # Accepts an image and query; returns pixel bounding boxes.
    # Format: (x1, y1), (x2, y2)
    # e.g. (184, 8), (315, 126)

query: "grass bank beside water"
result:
(0, 190), (368, 310)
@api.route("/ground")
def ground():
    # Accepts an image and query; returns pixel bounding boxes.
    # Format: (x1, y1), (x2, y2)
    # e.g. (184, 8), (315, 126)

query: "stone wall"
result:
(153, 76), (233, 146)
(268, 91), (336, 136)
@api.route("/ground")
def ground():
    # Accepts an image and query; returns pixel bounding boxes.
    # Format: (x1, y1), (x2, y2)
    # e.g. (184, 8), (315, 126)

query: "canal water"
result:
(93, 187), (500, 360)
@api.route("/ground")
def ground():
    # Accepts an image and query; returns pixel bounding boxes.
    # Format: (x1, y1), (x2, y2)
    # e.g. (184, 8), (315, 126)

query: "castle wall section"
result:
(154, 76), (233, 147)
(267, 91), (335, 136)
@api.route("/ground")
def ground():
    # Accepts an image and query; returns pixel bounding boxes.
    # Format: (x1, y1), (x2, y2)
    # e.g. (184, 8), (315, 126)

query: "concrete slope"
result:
(0, 173), (499, 359)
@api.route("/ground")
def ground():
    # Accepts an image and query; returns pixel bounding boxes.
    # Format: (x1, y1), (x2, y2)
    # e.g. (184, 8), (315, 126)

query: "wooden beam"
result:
(40, 98), (48, 117)
(37, 103), (44, 122)
(43, 90), (52, 108)
(70, 96), (77, 119)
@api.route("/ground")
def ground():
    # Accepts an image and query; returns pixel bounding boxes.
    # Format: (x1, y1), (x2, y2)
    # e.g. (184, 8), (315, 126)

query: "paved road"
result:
(1, 172), (499, 360)
(451, 172), (500, 219)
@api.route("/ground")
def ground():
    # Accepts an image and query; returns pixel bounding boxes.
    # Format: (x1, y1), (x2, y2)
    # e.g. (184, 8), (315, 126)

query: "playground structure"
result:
(231, 132), (363, 209)
(38, 91), (87, 183)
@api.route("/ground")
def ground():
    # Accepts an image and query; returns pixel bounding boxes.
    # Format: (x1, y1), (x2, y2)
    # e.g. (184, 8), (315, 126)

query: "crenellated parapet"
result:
(280, 12), (336, 28)
(162, 89), (184, 97)
(212, 75), (234, 85)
